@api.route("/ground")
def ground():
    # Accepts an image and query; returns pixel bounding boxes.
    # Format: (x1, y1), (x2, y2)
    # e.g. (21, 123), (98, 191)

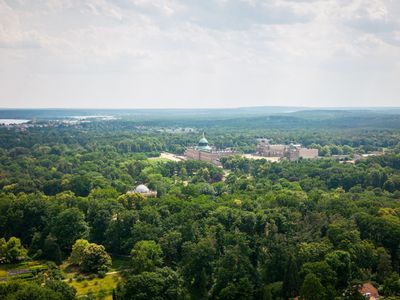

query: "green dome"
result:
(196, 134), (211, 151)
(199, 137), (208, 145)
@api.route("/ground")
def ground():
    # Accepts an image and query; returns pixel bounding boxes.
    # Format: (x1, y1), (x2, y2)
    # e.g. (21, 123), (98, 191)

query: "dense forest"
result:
(1, 109), (400, 299)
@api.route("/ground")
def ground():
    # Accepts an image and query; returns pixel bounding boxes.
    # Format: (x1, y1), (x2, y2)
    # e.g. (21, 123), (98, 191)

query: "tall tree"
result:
(181, 237), (216, 299)
(116, 267), (185, 300)
(300, 273), (326, 300)
(81, 243), (111, 273)
(0, 237), (28, 263)
(213, 245), (255, 299)
(131, 240), (163, 274)
(52, 208), (89, 252)
(69, 239), (90, 265)
(325, 250), (351, 289)
(282, 255), (300, 299)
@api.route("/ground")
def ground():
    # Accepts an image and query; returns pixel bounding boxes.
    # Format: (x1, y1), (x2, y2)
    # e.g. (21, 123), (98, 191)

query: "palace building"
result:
(256, 138), (318, 161)
(184, 133), (238, 167)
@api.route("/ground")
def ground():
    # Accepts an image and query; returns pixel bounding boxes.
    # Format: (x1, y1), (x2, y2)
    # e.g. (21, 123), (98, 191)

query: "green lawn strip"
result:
(0, 260), (48, 280)
(8, 272), (35, 281)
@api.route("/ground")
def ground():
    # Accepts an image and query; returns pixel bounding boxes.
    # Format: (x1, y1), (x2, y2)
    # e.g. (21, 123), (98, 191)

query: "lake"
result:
(0, 119), (30, 125)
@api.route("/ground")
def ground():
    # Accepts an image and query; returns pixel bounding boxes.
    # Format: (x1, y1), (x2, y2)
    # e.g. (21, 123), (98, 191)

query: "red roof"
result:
(359, 283), (379, 299)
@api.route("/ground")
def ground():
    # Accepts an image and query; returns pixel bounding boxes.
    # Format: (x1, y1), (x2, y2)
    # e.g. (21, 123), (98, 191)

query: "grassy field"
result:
(69, 273), (121, 300)
(0, 255), (130, 298)
(62, 255), (129, 299)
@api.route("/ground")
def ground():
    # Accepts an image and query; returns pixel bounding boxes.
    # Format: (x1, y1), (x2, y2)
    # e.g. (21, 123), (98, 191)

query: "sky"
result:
(0, 0), (400, 108)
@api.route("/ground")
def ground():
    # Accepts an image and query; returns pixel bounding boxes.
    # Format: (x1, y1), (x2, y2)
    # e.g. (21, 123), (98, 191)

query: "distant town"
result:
(182, 133), (383, 166)
(1, 117), (383, 167)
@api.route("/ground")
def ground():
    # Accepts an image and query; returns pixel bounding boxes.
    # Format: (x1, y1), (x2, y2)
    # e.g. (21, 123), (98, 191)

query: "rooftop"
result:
(134, 184), (150, 193)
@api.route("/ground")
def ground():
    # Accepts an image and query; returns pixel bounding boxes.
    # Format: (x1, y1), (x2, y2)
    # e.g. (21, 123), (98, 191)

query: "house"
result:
(359, 283), (379, 300)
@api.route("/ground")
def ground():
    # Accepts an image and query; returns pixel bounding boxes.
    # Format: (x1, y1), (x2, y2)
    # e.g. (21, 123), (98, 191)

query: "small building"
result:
(184, 133), (239, 167)
(127, 184), (157, 197)
(359, 282), (379, 300)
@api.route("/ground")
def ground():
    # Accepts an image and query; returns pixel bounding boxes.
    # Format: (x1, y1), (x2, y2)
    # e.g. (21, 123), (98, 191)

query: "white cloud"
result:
(131, 0), (183, 16)
(0, 0), (399, 107)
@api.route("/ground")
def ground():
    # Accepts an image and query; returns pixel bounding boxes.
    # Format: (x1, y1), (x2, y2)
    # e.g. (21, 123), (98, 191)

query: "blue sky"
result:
(0, 0), (399, 108)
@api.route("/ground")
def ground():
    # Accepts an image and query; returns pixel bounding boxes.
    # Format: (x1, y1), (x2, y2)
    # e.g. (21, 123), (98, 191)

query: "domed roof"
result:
(196, 133), (212, 152)
(134, 184), (150, 193)
(198, 133), (209, 146)
(199, 137), (208, 144)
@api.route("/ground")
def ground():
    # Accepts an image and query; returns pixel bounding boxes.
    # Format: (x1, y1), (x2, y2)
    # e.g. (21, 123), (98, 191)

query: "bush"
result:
(98, 270), (107, 278)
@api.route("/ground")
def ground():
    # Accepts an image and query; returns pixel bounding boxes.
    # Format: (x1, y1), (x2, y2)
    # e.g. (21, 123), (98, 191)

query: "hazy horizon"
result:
(1, 105), (400, 110)
(1, 0), (400, 108)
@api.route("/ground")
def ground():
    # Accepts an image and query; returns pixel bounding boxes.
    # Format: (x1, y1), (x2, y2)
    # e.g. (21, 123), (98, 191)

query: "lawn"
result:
(69, 273), (121, 300)
(61, 255), (128, 299)
(1, 255), (129, 298)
